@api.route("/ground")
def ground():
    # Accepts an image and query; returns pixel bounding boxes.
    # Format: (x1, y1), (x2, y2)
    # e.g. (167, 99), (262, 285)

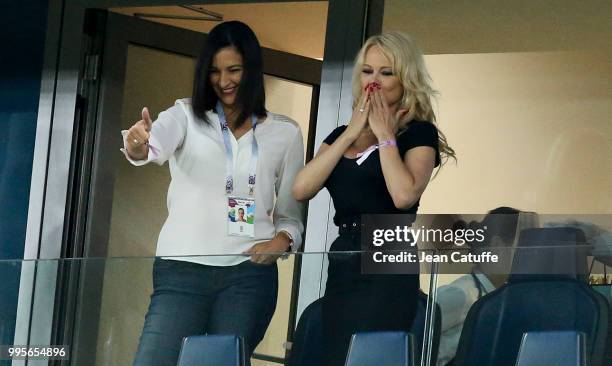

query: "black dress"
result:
(321, 121), (441, 366)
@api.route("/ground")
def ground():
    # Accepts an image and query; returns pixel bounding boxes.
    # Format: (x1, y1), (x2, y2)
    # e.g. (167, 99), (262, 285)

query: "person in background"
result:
(123, 21), (304, 366)
(292, 31), (455, 366)
(436, 207), (530, 366)
(544, 219), (612, 268)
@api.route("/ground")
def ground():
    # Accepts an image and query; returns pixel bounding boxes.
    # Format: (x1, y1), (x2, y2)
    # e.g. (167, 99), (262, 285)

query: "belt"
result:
(338, 216), (362, 235)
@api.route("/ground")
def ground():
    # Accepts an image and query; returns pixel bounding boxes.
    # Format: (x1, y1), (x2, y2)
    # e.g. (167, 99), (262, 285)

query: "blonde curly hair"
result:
(351, 31), (456, 165)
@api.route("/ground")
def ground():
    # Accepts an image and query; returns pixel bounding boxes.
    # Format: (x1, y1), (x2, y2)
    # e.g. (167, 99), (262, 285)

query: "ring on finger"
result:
(133, 139), (140, 145)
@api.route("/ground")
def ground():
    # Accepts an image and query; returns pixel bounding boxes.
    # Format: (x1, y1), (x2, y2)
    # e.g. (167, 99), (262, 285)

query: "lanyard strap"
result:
(470, 269), (486, 299)
(216, 101), (258, 196)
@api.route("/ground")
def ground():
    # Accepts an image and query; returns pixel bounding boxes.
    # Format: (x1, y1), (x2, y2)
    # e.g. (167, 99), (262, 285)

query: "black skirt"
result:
(322, 233), (420, 366)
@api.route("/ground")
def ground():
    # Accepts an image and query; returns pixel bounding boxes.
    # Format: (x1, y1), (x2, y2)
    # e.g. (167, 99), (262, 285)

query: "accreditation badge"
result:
(227, 196), (256, 237)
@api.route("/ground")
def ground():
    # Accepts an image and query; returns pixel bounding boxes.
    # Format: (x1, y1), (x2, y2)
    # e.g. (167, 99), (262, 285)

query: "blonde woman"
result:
(292, 32), (455, 365)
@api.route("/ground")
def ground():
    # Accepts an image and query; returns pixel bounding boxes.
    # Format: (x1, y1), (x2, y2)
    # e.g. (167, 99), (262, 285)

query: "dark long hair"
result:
(192, 21), (267, 126)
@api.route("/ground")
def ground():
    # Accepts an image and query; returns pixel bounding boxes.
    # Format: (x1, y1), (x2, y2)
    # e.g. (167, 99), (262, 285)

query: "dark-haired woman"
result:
(124, 21), (304, 366)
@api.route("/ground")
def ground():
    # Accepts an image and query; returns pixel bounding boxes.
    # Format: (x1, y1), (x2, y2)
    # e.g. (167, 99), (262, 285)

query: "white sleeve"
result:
(120, 102), (188, 166)
(273, 128), (306, 251)
(436, 276), (477, 332)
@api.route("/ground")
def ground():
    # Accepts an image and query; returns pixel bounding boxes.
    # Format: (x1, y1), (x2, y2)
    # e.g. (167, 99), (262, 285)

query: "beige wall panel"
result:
(421, 51), (612, 214)
(383, 0), (612, 54)
(263, 75), (312, 153)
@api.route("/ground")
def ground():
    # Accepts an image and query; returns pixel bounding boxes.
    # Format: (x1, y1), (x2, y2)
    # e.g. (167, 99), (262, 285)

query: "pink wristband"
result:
(378, 139), (397, 149)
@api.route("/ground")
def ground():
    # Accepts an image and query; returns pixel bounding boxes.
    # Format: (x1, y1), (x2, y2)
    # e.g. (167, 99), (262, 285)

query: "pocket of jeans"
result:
(153, 258), (177, 272)
(152, 258), (180, 287)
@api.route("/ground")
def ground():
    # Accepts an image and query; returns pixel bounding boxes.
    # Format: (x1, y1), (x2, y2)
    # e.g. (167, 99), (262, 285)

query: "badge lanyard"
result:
(216, 101), (258, 196)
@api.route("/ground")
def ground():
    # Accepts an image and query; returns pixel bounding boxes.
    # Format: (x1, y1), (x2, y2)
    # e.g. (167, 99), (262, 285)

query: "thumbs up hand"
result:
(126, 107), (153, 160)
(141, 107), (153, 132)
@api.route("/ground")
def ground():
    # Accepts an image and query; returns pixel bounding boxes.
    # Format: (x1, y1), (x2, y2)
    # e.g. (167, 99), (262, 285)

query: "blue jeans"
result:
(133, 258), (278, 366)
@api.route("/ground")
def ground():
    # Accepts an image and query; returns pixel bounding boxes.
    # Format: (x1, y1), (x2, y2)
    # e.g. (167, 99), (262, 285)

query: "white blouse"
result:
(121, 98), (305, 266)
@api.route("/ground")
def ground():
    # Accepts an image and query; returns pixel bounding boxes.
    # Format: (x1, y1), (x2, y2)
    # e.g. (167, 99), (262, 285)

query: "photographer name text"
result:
(372, 251), (498, 264)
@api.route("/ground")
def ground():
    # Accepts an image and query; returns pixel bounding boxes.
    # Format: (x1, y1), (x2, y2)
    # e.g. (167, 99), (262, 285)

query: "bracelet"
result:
(378, 139), (397, 149)
(355, 139), (397, 166)
(279, 230), (294, 252)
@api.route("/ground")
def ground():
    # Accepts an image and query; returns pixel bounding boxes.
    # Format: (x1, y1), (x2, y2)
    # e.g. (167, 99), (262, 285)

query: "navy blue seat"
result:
(176, 335), (246, 366)
(453, 278), (608, 366)
(288, 292), (440, 365)
(515, 331), (586, 366)
(345, 331), (414, 366)
(510, 227), (589, 281)
(453, 228), (609, 366)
